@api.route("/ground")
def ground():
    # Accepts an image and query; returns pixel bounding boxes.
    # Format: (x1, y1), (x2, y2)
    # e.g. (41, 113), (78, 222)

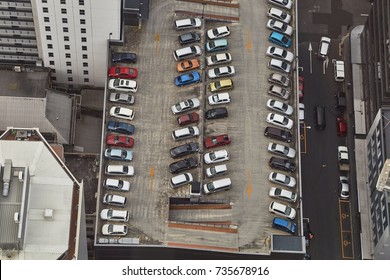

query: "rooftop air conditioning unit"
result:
(13, 66), (22, 72)
(44, 209), (54, 220)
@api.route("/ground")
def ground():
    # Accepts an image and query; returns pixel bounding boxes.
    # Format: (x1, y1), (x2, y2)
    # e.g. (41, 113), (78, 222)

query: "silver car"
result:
(269, 172), (296, 188)
(269, 187), (297, 203)
(268, 73), (290, 87)
(268, 85), (291, 100)
(267, 142), (296, 158)
(109, 92), (135, 105)
(266, 99), (293, 115)
(268, 58), (291, 74)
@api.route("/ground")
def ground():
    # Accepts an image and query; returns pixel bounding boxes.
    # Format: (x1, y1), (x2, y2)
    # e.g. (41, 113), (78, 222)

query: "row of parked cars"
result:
(169, 18), (233, 194)
(100, 52), (139, 237)
(264, 0), (298, 235)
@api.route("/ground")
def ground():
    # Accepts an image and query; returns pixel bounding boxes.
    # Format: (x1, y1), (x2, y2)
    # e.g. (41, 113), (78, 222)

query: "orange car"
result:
(177, 58), (200, 72)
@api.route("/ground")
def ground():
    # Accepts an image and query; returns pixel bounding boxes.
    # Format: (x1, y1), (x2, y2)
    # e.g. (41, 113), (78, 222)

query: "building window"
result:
(83, 70), (89, 75)
(82, 54), (88, 59)
(84, 78), (89, 83)
(80, 10), (85, 15)
(47, 44), (53, 49)
(67, 69), (72, 74)
(81, 28), (86, 34)
(60, 0), (66, 4)
(48, 52), (53, 57)
(51, 69), (56, 73)
(61, 9), (67, 14)
(68, 77), (73, 82)
(80, 19), (86, 25)
(64, 36), (69, 41)
(83, 62), (88, 67)
(81, 37), (87, 42)
(49, 60), (55, 65)
(52, 77), (57, 81)
(65, 53), (71, 58)
(44, 17), (49, 23)
(42, 0), (47, 3)
(62, 18), (68, 24)
(46, 35), (52, 40)
(82, 46), (87, 51)
(43, 7), (48, 13)
(45, 26), (50, 32)
(66, 61), (71, 66)
(63, 27), (68, 33)
(79, 0), (85, 5)
(65, 45), (70, 50)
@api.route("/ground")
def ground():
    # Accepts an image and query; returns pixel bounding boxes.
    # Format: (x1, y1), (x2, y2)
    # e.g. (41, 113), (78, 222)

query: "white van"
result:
(105, 165), (134, 176)
(203, 178), (232, 195)
(334, 60), (345, 82)
(102, 193), (127, 207)
(170, 173), (193, 189)
(206, 164), (228, 178)
(173, 45), (201, 61)
(100, 209), (129, 222)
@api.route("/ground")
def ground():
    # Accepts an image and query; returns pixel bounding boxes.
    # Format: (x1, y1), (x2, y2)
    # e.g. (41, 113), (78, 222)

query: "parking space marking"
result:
(247, 30), (251, 50)
(246, 172), (252, 199)
(300, 123), (307, 154)
(149, 167), (155, 192)
(339, 199), (354, 259)
(155, 33), (159, 52)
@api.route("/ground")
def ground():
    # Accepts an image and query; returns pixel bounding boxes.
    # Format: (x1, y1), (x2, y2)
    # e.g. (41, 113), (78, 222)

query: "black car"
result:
(170, 142), (199, 159)
(269, 156), (296, 172)
(178, 32), (201, 45)
(205, 107), (228, 120)
(335, 91), (346, 110)
(169, 157), (198, 174)
(111, 52), (137, 64)
(107, 121), (135, 135)
(264, 126), (292, 143)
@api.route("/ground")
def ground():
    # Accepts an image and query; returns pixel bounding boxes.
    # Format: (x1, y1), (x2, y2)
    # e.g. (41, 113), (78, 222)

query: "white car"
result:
(207, 66), (235, 79)
(207, 26), (230, 40)
(206, 164), (228, 178)
(268, 0), (293, 10)
(266, 99), (293, 115)
(174, 18), (201, 30)
(268, 73), (290, 87)
(299, 103), (305, 122)
(267, 113), (293, 129)
(108, 78), (138, 93)
(110, 106), (134, 120)
(100, 209), (129, 222)
(103, 178), (131, 191)
(267, 7), (291, 24)
(269, 172), (296, 188)
(109, 92), (135, 105)
(318, 36), (331, 59)
(206, 52), (232, 66)
(269, 201), (296, 220)
(269, 187), (297, 203)
(105, 165), (134, 176)
(102, 224), (128, 236)
(268, 85), (291, 100)
(267, 142), (296, 159)
(268, 58), (291, 73)
(171, 98), (200, 114)
(339, 176), (350, 200)
(267, 19), (293, 36)
(266, 46), (294, 62)
(204, 149), (230, 164)
(208, 92), (231, 105)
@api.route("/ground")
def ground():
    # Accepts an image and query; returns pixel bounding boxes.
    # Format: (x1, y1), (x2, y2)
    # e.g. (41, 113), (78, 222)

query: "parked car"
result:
(268, 85), (291, 100)
(268, 7), (291, 24)
(107, 121), (135, 135)
(207, 66), (235, 79)
(206, 164), (228, 178)
(174, 17), (201, 30)
(206, 52), (232, 66)
(108, 66), (137, 79)
(209, 79), (233, 92)
(268, 58), (291, 73)
(269, 201), (296, 220)
(169, 157), (198, 174)
(172, 126), (200, 141)
(204, 149), (230, 164)
(298, 76), (304, 99)
(268, 73), (290, 87)
(173, 45), (202, 61)
(269, 172), (296, 188)
(174, 71), (201, 86)
(110, 106), (134, 121)
(335, 91), (346, 110)
(111, 52), (137, 64)
(170, 142), (199, 158)
(103, 178), (130, 191)
(177, 112), (199, 126)
(299, 103), (305, 122)
(204, 134), (231, 149)
(337, 117), (347, 137)
(266, 113), (293, 130)
(266, 46), (294, 62)
(266, 99), (293, 115)
(205, 107), (228, 120)
(100, 209), (129, 222)
(318, 36), (331, 59)
(106, 134), (134, 148)
(104, 148), (133, 161)
(205, 39), (228, 53)
(339, 176), (350, 199)
(268, 31), (292, 48)
(269, 156), (296, 172)
(208, 92), (231, 105)
(264, 126), (292, 143)
(272, 217), (297, 234)
(178, 32), (201, 45)
(109, 92), (135, 105)
(314, 105), (326, 130)
(267, 19), (293, 36)
(102, 224), (128, 236)
(268, 0), (293, 10)
(269, 187), (297, 203)
(171, 98), (200, 114)
(203, 178), (232, 195)
(102, 193), (127, 207)
(108, 78), (138, 92)
(105, 165), (134, 176)
(170, 173), (194, 189)
(207, 26), (230, 40)
(177, 58), (200, 72)
(267, 142), (296, 158)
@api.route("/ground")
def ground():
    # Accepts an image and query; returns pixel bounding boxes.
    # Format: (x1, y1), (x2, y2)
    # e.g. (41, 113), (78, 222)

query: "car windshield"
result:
(107, 209), (113, 218)
(285, 207), (291, 215)
(274, 188), (282, 195)
(209, 152), (217, 160)
(281, 103), (288, 111)
(108, 224), (114, 232)
(206, 182), (215, 191)
(121, 150), (127, 158)
(282, 62), (288, 69)
(212, 29), (219, 36)
(209, 41), (216, 48)
(114, 107), (121, 114)
(281, 37), (289, 44)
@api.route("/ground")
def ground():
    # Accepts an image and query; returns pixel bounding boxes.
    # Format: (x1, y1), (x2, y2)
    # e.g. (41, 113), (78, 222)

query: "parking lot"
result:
(96, 0), (301, 254)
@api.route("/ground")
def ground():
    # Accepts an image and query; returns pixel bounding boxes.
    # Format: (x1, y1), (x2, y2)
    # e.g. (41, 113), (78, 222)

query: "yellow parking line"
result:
(246, 172), (252, 199)
(149, 167), (154, 192)
(155, 32), (160, 53)
(247, 30), (251, 50)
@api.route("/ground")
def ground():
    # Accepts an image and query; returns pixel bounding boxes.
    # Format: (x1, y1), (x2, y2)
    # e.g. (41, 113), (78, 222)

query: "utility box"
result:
(2, 159), (12, 197)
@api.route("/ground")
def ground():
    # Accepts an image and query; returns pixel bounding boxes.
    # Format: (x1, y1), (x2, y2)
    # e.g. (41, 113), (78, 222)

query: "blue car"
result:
(205, 39), (228, 53)
(269, 32), (292, 48)
(107, 121), (135, 135)
(104, 148), (133, 161)
(174, 71), (201, 86)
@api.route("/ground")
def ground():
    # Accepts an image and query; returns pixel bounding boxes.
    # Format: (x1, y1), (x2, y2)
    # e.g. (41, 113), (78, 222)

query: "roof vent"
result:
(44, 209), (54, 220)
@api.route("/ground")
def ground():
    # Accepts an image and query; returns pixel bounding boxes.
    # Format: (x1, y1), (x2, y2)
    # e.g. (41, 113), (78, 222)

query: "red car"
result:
(337, 117), (347, 137)
(298, 76), (304, 99)
(204, 134), (231, 149)
(108, 66), (137, 79)
(177, 112), (199, 126)
(106, 134), (134, 148)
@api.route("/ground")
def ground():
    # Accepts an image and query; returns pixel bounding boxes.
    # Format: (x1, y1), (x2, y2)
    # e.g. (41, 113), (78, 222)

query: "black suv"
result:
(205, 107), (228, 120)
(178, 32), (201, 45)
(169, 157), (198, 174)
(269, 157), (296, 172)
(169, 142), (199, 159)
(111, 52), (137, 64)
(264, 126), (292, 143)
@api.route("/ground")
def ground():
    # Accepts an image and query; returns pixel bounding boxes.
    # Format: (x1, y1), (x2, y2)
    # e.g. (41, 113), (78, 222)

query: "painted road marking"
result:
(149, 167), (154, 192)
(339, 199), (354, 259)
(246, 172), (252, 199)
